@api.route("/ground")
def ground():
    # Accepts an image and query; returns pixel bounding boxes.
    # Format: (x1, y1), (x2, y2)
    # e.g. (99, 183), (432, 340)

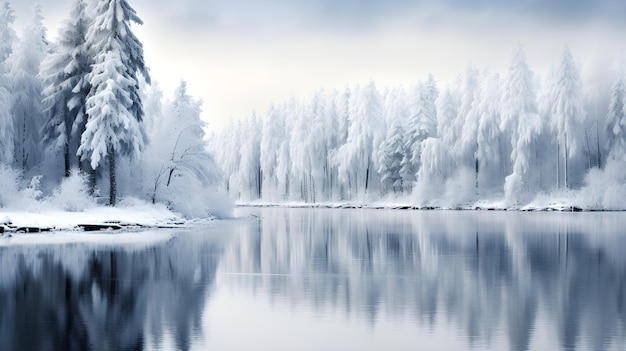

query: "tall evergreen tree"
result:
(455, 66), (481, 189)
(476, 72), (504, 191)
(548, 47), (586, 190)
(401, 77), (438, 187)
(379, 87), (408, 194)
(500, 46), (542, 204)
(605, 76), (626, 160)
(335, 81), (383, 198)
(0, 1), (16, 165)
(11, 5), (48, 172)
(41, 0), (91, 177)
(259, 104), (283, 200)
(79, 0), (150, 205)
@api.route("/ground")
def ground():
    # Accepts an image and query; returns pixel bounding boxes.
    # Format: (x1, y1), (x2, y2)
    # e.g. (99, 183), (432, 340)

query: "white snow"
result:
(0, 197), (185, 231)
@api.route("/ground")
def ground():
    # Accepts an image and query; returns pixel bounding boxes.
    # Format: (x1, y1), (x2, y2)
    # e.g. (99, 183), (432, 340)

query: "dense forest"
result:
(0, 0), (227, 218)
(212, 47), (626, 209)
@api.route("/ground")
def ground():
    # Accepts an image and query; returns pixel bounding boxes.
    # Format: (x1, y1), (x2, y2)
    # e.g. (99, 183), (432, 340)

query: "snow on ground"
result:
(236, 193), (600, 212)
(0, 197), (186, 232)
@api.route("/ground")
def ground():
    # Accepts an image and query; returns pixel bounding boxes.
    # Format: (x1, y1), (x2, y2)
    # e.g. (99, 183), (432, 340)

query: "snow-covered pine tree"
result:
(401, 77), (438, 188)
(336, 81), (384, 198)
(260, 104), (283, 201)
(322, 90), (340, 200)
(11, 4), (48, 172)
(605, 76), (626, 160)
(238, 114), (262, 200)
(378, 88), (408, 195)
(455, 66), (481, 190)
(79, 0), (150, 206)
(548, 47), (586, 190)
(476, 72), (504, 191)
(41, 0), (91, 177)
(306, 91), (330, 202)
(500, 46), (543, 205)
(0, 1), (16, 166)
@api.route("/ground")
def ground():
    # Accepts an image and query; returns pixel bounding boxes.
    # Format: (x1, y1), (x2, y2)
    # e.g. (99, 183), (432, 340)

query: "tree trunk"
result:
(556, 142), (560, 190)
(475, 157), (479, 192)
(108, 147), (116, 206)
(596, 120), (602, 168)
(564, 135), (569, 190)
(64, 141), (70, 178)
(365, 158), (371, 194)
(584, 129), (592, 170)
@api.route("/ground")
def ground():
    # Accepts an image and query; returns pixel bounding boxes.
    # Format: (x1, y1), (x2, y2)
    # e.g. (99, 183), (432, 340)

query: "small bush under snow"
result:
(578, 160), (626, 210)
(46, 171), (95, 212)
(0, 165), (20, 208)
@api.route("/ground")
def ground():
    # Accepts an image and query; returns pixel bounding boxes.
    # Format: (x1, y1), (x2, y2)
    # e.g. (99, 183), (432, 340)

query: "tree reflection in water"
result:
(0, 210), (625, 351)
(0, 233), (221, 351)
(224, 209), (626, 351)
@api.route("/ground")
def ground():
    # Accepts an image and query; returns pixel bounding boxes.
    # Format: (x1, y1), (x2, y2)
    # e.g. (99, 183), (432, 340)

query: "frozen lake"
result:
(1, 208), (626, 351)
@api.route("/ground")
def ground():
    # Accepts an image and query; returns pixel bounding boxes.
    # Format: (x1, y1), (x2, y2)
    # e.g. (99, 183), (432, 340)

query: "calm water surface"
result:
(1, 208), (626, 351)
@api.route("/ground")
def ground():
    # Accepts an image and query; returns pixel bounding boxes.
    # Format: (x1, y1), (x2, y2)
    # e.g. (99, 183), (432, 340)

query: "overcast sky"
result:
(12, 0), (626, 129)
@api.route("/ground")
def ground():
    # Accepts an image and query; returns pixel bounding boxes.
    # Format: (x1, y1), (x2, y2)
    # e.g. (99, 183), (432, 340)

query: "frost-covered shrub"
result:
(0, 165), (20, 207)
(155, 175), (233, 219)
(23, 176), (44, 201)
(442, 168), (476, 208)
(46, 171), (95, 212)
(578, 160), (626, 210)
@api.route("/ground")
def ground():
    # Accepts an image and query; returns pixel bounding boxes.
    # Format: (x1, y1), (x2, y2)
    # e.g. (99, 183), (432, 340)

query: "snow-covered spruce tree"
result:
(273, 101), (297, 200)
(476, 72), (505, 192)
(413, 87), (458, 205)
(321, 90), (341, 200)
(306, 91), (331, 202)
(605, 76), (626, 161)
(259, 104), (284, 201)
(0, 1), (16, 166)
(79, 0), (150, 206)
(335, 81), (384, 199)
(454, 66), (481, 192)
(332, 87), (351, 199)
(41, 0), (91, 178)
(290, 99), (313, 202)
(232, 114), (262, 200)
(212, 118), (240, 196)
(547, 47), (587, 190)
(11, 5), (47, 173)
(500, 46), (543, 205)
(401, 76), (438, 189)
(378, 88), (408, 195)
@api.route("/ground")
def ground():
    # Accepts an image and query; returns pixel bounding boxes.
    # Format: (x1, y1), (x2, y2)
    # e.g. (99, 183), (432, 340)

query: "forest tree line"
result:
(0, 0), (226, 217)
(212, 47), (626, 208)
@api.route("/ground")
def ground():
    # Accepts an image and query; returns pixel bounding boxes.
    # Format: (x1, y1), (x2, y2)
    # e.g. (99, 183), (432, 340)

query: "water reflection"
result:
(0, 209), (625, 351)
(225, 209), (626, 351)
(0, 233), (223, 351)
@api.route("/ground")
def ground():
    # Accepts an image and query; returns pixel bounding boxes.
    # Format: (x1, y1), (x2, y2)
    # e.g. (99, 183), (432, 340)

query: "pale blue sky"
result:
(12, 0), (626, 128)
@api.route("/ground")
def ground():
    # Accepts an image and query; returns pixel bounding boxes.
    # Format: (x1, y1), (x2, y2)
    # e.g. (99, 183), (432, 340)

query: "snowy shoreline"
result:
(236, 201), (621, 212)
(0, 200), (200, 236)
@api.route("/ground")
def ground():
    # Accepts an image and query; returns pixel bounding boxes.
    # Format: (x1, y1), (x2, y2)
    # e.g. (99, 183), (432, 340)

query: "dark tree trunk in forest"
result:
(108, 147), (116, 206)
(64, 141), (70, 178)
(89, 166), (96, 196)
(557, 142), (561, 189)
(596, 120), (602, 168)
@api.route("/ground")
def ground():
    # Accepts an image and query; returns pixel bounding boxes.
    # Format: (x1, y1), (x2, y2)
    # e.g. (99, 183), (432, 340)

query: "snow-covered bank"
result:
(0, 198), (192, 234)
(236, 196), (610, 212)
